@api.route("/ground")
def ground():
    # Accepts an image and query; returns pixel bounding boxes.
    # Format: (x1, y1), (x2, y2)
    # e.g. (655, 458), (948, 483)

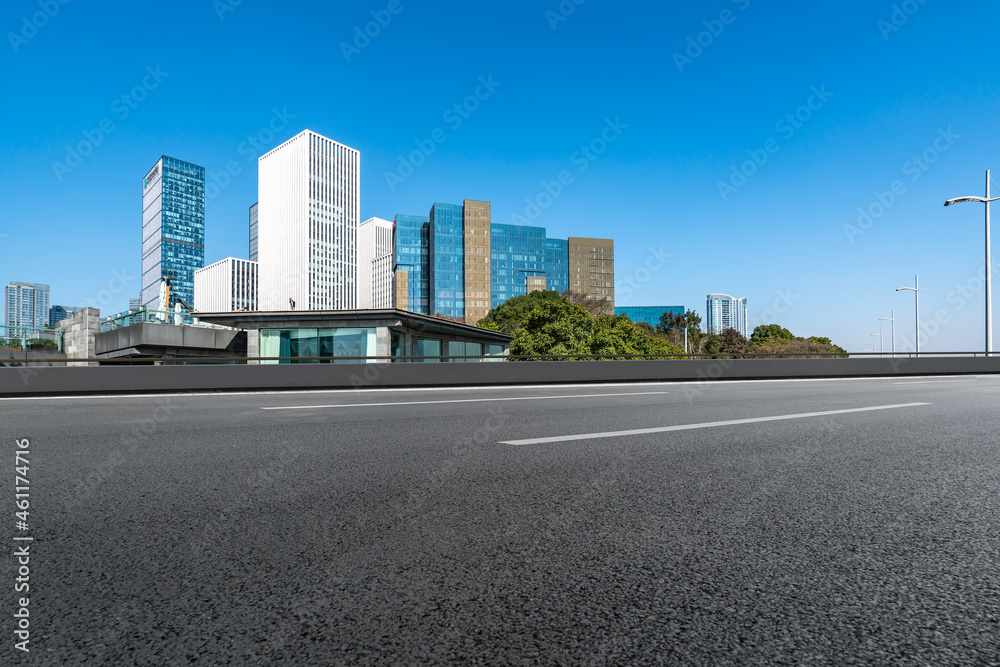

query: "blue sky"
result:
(2, 0), (999, 353)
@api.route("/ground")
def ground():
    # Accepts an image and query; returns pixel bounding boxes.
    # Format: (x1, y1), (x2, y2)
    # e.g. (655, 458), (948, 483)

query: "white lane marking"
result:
(894, 379), (977, 385)
(501, 402), (932, 446)
(261, 391), (670, 411)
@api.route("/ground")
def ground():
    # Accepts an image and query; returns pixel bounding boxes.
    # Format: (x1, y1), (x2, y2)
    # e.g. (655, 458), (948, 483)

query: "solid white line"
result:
(893, 379), (977, 385)
(501, 402), (931, 446)
(260, 391), (669, 411)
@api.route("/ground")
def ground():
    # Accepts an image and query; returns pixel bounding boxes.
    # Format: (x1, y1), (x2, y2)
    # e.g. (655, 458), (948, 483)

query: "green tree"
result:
(510, 298), (594, 359)
(718, 328), (749, 357)
(635, 321), (656, 336)
(477, 290), (566, 334)
(589, 314), (683, 360)
(751, 324), (794, 344)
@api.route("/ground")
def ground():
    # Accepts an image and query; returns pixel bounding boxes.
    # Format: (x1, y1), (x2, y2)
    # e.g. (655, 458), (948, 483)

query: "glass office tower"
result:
(428, 203), (466, 319)
(615, 306), (685, 327)
(490, 223), (547, 309)
(141, 156), (206, 311)
(394, 214), (430, 314)
(544, 238), (569, 295)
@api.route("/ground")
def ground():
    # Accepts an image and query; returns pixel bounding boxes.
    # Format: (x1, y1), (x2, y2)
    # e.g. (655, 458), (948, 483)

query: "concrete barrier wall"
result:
(2, 357), (1000, 396)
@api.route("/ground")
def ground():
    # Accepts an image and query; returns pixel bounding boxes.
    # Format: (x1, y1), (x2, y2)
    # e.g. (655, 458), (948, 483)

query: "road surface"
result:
(5, 376), (1000, 664)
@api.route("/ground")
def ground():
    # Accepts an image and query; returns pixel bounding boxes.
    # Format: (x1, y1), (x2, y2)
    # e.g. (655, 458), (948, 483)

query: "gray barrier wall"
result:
(2, 357), (1000, 396)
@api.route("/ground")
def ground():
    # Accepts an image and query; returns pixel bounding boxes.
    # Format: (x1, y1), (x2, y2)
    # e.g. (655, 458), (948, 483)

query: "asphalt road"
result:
(4, 376), (1000, 665)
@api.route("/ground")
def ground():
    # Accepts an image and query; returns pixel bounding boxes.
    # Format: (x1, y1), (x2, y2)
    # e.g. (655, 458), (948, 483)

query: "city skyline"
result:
(3, 2), (1000, 352)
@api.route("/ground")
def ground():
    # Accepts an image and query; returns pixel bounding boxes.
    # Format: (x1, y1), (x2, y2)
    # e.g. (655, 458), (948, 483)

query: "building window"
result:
(416, 337), (441, 363)
(448, 340), (484, 362)
(390, 330), (405, 362)
(260, 328), (376, 364)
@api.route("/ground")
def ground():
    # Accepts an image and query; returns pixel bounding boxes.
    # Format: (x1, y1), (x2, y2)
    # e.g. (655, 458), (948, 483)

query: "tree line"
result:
(474, 291), (847, 359)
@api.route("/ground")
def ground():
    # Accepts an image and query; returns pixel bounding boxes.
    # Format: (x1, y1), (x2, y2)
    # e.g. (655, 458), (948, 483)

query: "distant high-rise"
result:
(49, 305), (83, 328)
(706, 294), (748, 337)
(258, 130), (359, 311)
(393, 200), (603, 323)
(429, 202), (466, 320)
(141, 156), (206, 311)
(393, 214), (430, 314)
(543, 238), (569, 295)
(357, 217), (394, 309)
(568, 237), (615, 314)
(249, 202), (259, 263)
(490, 222), (547, 309)
(194, 258), (258, 312)
(464, 200), (492, 325)
(5, 282), (50, 337)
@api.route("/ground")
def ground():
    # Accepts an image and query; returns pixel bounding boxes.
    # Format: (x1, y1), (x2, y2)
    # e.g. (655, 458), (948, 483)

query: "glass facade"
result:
(141, 156), (206, 311)
(249, 202), (258, 263)
(490, 223), (546, 309)
(416, 337), (442, 362)
(448, 340), (483, 362)
(429, 203), (465, 319)
(259, 327), (376, 364)
(392, 199), (597, 316)
(394, 214), (430, 314)
(615, 306), (685, 327)
(544, 238), (569, 294)
(568, 237), (615, 313)
(49, 305), (83, 327)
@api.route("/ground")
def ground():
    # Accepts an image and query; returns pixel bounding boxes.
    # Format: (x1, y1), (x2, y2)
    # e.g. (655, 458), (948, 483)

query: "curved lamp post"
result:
(945, 170), (1000, 356)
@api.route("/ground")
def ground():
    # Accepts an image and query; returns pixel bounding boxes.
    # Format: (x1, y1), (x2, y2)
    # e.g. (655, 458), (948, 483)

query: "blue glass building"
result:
(141, 156), (206, 311)
(490, 223), (547, 308)
(428, 203), (466, 319)
(614, 306), (686, 327)
(544, 238), (569, 295)
(394, 214), (430, 315)
(49, 305), (83, 327)
(393, 199), (605, 322)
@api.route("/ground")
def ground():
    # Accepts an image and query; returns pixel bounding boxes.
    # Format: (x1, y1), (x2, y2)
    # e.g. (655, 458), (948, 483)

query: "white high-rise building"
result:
(357, 217), (394, 309)
(258, 130), (360, 311)
(4, 282), (50, 338)
(194, 258), (258, 312)
(706, 294), (749, 337)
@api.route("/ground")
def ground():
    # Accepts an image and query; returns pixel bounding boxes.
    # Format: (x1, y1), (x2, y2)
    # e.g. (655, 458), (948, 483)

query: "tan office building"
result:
(568, 237), (615, 314)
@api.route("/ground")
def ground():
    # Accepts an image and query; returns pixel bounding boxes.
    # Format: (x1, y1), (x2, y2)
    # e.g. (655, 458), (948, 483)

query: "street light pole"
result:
(897, 275), (923, 356)
(872, 331), (884, 357)
(880, 310), (896, 357)
(945, 171), (999, 356)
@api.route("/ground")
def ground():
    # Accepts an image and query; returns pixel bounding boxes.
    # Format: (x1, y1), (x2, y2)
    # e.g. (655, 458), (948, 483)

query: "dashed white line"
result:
(501, 402), (932, 446)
